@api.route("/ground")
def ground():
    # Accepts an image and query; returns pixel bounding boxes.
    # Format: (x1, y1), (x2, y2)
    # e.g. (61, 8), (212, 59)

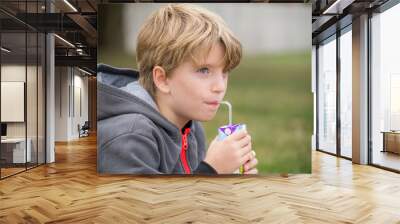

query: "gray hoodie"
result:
(97, 64), (217, 174)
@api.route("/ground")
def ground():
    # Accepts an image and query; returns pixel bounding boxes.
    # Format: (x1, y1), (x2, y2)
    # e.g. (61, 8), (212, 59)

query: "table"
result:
(381, 131), (400, 154)
(1, 138), (32, 164)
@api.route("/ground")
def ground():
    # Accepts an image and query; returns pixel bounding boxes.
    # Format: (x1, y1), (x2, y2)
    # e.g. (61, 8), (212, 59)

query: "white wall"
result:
(55, 66), (69, 141)
(1, 65), (26, 141)
(1, 65), (38, 138)
(71, 72), (89, 138)
(54, 67), (89, 141)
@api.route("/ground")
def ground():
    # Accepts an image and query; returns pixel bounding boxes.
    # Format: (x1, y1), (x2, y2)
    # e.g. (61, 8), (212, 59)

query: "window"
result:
(339, 28), (352, 158)
(317, 36), (337, 154)
(0, 1), (46, 179)
(371, 3), (400, 171)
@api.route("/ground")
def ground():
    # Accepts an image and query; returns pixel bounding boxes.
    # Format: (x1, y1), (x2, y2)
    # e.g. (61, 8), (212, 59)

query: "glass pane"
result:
(1, 30), (27, 177)
(340, 29), (352, 158)
(0, 1), (46, 178)
(26, 0), (38, 169)
(27, 31), (38, 169)
(371, 4), (400, 171)
(312, 46), (317, 151)
(318, 37), (337, 154)
(38, 33), (45, 165)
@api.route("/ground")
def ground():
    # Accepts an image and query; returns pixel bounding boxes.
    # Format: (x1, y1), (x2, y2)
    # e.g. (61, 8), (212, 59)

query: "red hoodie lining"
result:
(180, 128), (191, 174)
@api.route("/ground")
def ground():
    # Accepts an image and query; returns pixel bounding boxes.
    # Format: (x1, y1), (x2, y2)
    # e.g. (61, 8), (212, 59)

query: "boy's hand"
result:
(204, 129), (253, 174)
(243, 151), (258, 174)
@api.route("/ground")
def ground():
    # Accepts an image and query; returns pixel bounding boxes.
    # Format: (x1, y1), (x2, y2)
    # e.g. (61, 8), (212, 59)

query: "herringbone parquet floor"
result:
(1, 135), (400, 223)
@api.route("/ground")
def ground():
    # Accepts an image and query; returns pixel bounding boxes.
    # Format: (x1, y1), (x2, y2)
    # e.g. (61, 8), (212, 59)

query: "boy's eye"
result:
(197, 67), (210, 74)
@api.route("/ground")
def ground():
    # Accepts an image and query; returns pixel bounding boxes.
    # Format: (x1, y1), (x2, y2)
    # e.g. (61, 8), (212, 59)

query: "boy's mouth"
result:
(205, 100), (220, 105)
(204, 101), (220, 108)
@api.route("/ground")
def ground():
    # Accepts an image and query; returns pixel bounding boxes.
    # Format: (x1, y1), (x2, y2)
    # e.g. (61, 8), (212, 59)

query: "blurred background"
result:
(98, 3), (312, 174)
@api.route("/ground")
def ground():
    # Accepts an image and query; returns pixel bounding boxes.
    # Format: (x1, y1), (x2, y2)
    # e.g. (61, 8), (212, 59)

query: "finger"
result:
(239, 144), (252, 158)
(244, 168), (258, 175)
(237, 134), (251, 148)
(244, 158), (258, 171)
(244, 150), (256, 161)
(239, 148), (254, 164)
(227, 129), (247, 141)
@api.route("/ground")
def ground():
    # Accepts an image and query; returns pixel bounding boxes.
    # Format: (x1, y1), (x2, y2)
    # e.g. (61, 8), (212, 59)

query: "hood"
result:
(97, 63), (195, 139)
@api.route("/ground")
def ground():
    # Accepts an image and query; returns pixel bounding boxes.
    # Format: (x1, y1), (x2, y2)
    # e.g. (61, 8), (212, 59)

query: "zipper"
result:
(180, 128), (191, 174)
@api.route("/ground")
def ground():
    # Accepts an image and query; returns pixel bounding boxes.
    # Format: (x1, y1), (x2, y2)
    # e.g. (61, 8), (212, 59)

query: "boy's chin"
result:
(193, 113), (217, 122)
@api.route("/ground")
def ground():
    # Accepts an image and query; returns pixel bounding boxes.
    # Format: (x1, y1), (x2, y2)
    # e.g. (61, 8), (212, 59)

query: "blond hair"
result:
(136, 4), (242, 98)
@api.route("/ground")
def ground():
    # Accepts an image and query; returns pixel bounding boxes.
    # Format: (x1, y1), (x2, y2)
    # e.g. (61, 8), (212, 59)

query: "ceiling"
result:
(0, 0), (97, 73)
(311, 0), (391, 44)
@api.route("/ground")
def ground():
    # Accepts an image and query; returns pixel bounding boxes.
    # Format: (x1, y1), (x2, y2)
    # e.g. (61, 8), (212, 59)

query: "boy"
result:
(97, 4), (258, 174)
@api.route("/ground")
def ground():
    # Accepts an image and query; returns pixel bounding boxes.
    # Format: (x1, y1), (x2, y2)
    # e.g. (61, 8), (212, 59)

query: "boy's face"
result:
(166, 42), (228, 123)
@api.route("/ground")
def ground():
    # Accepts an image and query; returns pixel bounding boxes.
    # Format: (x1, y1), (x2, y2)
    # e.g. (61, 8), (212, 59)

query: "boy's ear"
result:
(152, 66), (170, 94)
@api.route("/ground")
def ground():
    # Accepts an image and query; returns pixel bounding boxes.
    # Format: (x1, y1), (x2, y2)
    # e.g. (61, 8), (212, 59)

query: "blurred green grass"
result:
(99, 50), (312, 174)
(202, 52), (312, 174)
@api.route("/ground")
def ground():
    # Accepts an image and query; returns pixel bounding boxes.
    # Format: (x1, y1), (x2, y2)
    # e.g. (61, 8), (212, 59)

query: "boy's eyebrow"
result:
(196, 62), (225, 68)
(197, 63), (212, 68)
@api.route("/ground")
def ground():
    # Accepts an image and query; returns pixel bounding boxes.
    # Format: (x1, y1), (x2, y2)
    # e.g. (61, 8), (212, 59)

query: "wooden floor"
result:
(1, 167), (26, 178)
(1, 163), (46, 178)
(373, 151), (400, 171)
(1, 135), (400, 223)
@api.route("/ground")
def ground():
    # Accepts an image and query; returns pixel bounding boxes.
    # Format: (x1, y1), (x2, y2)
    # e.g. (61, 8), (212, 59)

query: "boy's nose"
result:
(211, 74), (226, 93)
